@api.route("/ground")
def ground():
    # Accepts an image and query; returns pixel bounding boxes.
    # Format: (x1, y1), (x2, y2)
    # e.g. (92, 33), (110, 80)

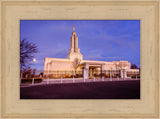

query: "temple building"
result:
(44, 26), (139, 79)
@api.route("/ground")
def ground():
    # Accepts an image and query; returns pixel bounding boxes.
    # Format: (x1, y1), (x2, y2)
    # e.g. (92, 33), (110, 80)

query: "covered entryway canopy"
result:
(80, 62), (105, 79)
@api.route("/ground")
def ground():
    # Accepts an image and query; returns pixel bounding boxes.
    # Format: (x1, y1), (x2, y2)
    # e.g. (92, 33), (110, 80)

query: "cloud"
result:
(105, 57), (120, 59)
(85, 54), (103, 61)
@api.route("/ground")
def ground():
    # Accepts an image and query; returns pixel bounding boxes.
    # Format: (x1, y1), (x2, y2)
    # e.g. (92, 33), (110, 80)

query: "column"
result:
(89, 68), (92, 77)
(120, 69), (127, 79)
(124, 70), (127, 78)
(92, 68), (95, 77)
(120, 69), (123, 78)
(70, 36), (74, 52)
(101, 64), (105, 78)
(83, 63), (89, 79)
(75, 36), (78, 52)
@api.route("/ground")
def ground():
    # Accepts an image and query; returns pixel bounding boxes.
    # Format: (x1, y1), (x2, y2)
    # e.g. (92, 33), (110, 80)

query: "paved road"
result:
(20, 80), (140, 99)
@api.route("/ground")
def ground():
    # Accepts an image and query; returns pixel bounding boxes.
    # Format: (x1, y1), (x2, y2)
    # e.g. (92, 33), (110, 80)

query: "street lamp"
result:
(33, 58), (36, 62)
(32, 58), (36, 85)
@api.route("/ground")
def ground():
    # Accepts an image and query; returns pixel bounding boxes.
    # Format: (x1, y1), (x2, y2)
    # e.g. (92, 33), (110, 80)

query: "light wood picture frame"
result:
(0, 0), (159, 118)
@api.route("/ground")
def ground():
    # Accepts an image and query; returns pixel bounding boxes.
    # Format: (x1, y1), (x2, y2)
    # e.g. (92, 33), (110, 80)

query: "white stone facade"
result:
(44, 26), (139, 78)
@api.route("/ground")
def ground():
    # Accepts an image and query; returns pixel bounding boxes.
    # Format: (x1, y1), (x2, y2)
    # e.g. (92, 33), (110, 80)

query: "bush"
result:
(131, 76), (140, 78)
(105, 74), (109, 78)
(94, 74), (101, 77)
(89, 76), (94, 79)
(21, 78), (42, 84)
(75, 74), (83, 78)
(63, 74), (71, 78)
(112, 75), (117, 78)
(52, 76), (61, 79)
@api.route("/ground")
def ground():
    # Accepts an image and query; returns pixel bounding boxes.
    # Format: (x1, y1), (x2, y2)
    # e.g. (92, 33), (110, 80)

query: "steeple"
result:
(66, 26), (83, 61)
(73, 26), (75, 32)
(70, 26), (79, 53)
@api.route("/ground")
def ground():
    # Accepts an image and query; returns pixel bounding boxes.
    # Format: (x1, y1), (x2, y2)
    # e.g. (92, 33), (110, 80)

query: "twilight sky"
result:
(20, 20), (140, 70)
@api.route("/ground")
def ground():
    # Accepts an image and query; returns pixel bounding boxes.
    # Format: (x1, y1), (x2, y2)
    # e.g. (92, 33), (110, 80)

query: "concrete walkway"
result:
(20, 78), (140, 87)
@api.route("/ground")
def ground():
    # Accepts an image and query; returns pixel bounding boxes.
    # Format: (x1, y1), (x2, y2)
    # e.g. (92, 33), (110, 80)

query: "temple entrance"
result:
(89, 66), (101, 79)
(89, 67), (95, 78)
(81, 62), (105, 79)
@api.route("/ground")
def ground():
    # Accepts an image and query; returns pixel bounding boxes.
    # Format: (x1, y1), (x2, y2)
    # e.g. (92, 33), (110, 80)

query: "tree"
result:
(113, 61), (128, 70)
(131, 64), (138, 69)
(72, 58), (81, 75)
(20, 38), (38, 69)
(21, 67), (37, 78)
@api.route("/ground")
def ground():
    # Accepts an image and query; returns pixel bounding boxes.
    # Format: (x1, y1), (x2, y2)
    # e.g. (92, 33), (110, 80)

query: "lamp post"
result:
(32, 58), (36, 85)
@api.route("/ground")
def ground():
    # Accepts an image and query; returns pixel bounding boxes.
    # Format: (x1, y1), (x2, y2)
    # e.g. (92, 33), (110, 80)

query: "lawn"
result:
(20, 80), (140, 99)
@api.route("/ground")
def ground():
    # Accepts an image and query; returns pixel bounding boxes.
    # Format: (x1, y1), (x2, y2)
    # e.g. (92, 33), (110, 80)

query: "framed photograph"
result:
(20, 20), (140, 99)
(0, 0), (159, 118)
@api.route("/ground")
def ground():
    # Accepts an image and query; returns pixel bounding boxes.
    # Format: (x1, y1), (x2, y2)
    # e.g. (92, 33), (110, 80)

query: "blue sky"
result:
(20, 20), (140, 70)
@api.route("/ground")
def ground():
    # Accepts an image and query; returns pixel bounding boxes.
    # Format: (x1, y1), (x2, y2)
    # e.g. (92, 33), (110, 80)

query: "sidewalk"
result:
(20, 78), (140, 87)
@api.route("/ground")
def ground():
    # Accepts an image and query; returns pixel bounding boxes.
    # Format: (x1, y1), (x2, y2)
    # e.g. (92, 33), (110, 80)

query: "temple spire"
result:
(73, 26), (75, 32)
(67, 26), (83, 60)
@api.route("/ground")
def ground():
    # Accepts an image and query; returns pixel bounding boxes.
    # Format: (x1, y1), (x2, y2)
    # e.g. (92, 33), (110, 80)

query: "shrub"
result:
(105, 74), (109, 78)
(94, 74), (101, 77)
(63, 74), (71, 78)
(21, 78), (42, 84)
(89, 76), (94, 79)
(52, 76), (60, 79)
(112, 75), (117, 78)
(131, 76), (140, 78)
(75, 74), (82, 78)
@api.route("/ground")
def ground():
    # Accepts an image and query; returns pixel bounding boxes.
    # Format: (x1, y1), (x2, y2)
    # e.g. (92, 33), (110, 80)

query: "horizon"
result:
(20, 20), (140, 70)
